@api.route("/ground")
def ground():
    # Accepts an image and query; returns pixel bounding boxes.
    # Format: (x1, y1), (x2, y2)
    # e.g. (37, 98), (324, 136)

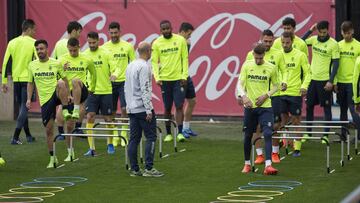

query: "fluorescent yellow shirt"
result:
(336, 39), (360, 84)
(83, 47), (118, 94)
(2, 35), (36, 84)
(352, 57), (360, 103)
(53, 38), (68, 60)
(280, 48), (311, 96)
(151, 34), (189, 81)
(28, 58), (65, 106)
(59, 53), (96, 92)
(238, 60), (278, 108)
(305, 36), (340, 81)
(102, 39), (135, 82)
(273, 35), (308, 57)
(246, 47), (287, 96)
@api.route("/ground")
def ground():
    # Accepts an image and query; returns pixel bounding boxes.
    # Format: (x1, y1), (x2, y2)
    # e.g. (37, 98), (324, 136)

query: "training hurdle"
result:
(252, 131), (342, 173)
(53, 128), (129, 169)
(283, 125), (352, 161)
(301, 120), (359, 155)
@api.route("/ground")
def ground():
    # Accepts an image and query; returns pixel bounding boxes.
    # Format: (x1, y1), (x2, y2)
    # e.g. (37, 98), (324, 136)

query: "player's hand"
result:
(63, 62), (70, 71)
(237, 96), (243, 106)
(145, 113), (153, 122)
(110, 75), (117, 81)
(156, 80), (162, 86)
(324, 82), (333, 91)
(334, 85), (339, 93)
(310, 23), (317, 32)
(300, 88), (307, 97)
(1, 84), (8, 93)
(242, 95), (253, 108)
(255, 94), (269, 107)
(26, 99), (31, 109)
(281, 83), (287, 91)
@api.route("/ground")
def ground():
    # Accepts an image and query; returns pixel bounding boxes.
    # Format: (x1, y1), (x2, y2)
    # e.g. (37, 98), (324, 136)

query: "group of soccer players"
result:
(238, 18), (360, 175)
(1, 19), (197, 173)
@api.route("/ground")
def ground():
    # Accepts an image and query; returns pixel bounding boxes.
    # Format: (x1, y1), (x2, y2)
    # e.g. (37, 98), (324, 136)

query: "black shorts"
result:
(243, 107), (274, 134)
(161, 80), (186, 110)
(41, 91), (61, 126)
(70, 82), (88, 104)
(86, 94), (113, 115)
(271, 96), (282, 123)
(185, 76), (196, 99)
(280, 96), (302, 116)
(306, 80), (332, 107)
(112, 81), (126, 112)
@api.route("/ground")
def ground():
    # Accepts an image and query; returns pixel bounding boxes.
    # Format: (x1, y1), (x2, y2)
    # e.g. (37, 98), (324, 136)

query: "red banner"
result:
(26, 0), (334, 116)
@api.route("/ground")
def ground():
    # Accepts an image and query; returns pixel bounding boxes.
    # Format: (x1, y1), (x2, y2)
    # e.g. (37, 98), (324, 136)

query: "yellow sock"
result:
(294, 140), (302, 151)
(107, 124), (113, 145)
(86, 123), (95, 150)
(121, 125), (128, 139)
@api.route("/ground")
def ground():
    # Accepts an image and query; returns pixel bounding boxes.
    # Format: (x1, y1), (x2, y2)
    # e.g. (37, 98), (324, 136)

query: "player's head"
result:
(22, 19), (36, 37)
(108, 21), (120, 43)
(67, 21), (82, 39)
(160, 20), (172, 39)
(341, 21), (354, 42)
(34, 39), (48, 61)
(316, 20), (329, 41)
(179, 22), (194, 40)
(137, 41), (152, 60)
(282, 17), (296, 34)
(252, 43), (266, 65)
(261, 29), (274, 51)
(281, 32), (294, 53)
(67, 37), (80, 57)
(87, 31), (99, 52)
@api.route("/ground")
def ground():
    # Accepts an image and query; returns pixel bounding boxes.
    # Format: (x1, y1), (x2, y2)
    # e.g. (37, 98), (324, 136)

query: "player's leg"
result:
(128, 113), (143, 176)
(111, 82), (121, 146)
(320, 81), (332, 143)
(304, 80), (318, 142)
(337, 83), (349, 137)
(182, 76), (198, 138)
(161, 81), (175, 142)
(271, 96), (282, 163)
(11, 82), (29, 144)
(254, 125), (265, 164)
(84, 93), (98, 156)
(259, 108), (277, 175)
(102, 94), (116, 154)
(119, 82), (129, 147)
(56, 79), (66, 140)
(289, 96), (303, 157)
(173, 80), (186, 142)
(71, 79), (83, 119)
(242, 108), (257, 173)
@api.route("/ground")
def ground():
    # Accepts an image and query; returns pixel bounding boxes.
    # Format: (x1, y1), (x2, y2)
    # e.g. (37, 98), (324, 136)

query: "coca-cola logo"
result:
(52, 11), (312, 102)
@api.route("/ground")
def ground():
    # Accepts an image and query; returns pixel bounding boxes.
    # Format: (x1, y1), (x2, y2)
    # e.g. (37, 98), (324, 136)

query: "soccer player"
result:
(336, 21), (360, 138)
(26, 39), (73, 168)
(279, 32), (311, 157)
(83, 31), (119, 156)
(2, 19), (36, 144)
(273, 17), (308, 56)
(126, 42), (164, 177)
(238, 43), (279, 175)
(245, 30), (287, 164)
(302, 20), (340, 143)
(152, 20), (189, 142)
(53, 21), (83, 139)
(102, 22), (135, 147)
(177, 22), (198, 138)
(59, 38), (96, 126)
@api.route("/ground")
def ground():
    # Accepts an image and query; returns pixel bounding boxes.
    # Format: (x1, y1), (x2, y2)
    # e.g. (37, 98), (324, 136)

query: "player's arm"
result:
(87, 60), (96, 92)
(181, 37), (189, 81)
(1, 42), (12, 91)
(255, 69), (278, 107)
(237, 64), (252, 108)
(151, 42), (161, 84)
(128, 45), (136, 62)
(326, 44), (340, 91)
(353, 59), (360, 108)
(300, 54), (311, 96)
(302, 23), (317, 41)
(278, 54), (288, 91)
(139, 64), (154, 119)
(26, 66), (34, 109)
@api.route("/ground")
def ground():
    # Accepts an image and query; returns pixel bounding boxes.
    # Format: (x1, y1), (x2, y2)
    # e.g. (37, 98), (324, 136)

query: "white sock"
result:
(256, 148), (263, 155)
(183, 121), (190, 129)
(265, 160), (272, 167)
(272, 146), (279, 153)
(67, 148), (73, 154)
(74, 105), (80, 110)
(245, 160), (251, 165)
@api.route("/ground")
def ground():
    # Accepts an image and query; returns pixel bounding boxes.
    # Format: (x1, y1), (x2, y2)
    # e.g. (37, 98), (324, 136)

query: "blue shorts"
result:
(86, 94), (113, 115)
(306, 80), (332, 107)
(271, 96), (282, 123)
(112, 81), (126, 111)
(161, 80), (185, 110)
(243, 107), (274, 135)
(185, 76), (196, 99)
(280, 96), (302, 116)
(41, 91), (61, 127)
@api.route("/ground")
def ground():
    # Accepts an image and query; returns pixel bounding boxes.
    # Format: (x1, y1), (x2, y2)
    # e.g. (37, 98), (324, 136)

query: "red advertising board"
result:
(26, 0), (335, 116)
